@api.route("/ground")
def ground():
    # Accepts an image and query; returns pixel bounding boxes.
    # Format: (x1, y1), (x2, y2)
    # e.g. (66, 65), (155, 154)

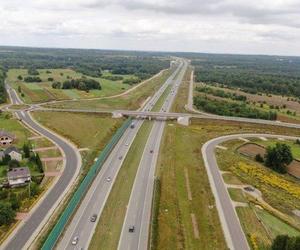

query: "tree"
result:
(0, 202), (15, 226)
(30, 182), (40, 196)
(17, 86), (22, 93)
(23, 143), (31, 158)
(8, 159), (20, 169)
(35, 153), (44, 173)
(9, 193), (20, 210)
(265, 143), (293, 174)
(17, 75), (23, 80)
(0, 154), (11, 165)
(255, 154), (264, 163)
(271, 235), (300, 250)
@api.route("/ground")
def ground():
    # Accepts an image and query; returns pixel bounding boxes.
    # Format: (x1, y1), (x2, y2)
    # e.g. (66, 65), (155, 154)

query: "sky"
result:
(1, 0), (300, 56)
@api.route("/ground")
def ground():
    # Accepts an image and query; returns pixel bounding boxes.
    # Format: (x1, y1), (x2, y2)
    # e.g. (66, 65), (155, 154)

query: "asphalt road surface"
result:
(56, 59), (185, 249)
(117, 59), (188, 250)
(202, 133), (300, 250)
(2, 85), (81, 250)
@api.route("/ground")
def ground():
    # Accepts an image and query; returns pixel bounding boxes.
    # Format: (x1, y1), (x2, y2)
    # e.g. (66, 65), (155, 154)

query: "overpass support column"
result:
(177, 116), (190, 126)
(112, 111), (123, 118)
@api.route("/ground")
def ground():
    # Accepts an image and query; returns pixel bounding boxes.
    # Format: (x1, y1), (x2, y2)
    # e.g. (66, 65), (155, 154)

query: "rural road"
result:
(56, 59), (185, 249)
(118, 59), (188, 250)
(2, 84), (81, 250)
(202, 133), (300, 250)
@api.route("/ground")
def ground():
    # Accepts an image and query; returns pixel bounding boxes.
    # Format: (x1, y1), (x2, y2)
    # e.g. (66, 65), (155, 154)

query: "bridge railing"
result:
(42, 118), (132, 250)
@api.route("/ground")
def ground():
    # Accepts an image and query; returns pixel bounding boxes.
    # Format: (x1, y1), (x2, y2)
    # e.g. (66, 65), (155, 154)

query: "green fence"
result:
(42, 118), (132, 250)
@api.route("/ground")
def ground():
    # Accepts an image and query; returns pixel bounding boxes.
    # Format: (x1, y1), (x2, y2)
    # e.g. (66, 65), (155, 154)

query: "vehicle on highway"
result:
(130, 122), (135, 128)
(125, 143), (129, 146)
(119, 156), (123, 160)
(129, 226), (135, 233)
(106, 177), (111, 182)
(90, 214), (97, 222)
(150, 150), (154, 153)
(71, 236), (79, 245)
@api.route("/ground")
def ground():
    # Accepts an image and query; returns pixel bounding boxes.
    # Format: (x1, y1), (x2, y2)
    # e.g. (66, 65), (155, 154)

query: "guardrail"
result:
(42, 118), (132, 250)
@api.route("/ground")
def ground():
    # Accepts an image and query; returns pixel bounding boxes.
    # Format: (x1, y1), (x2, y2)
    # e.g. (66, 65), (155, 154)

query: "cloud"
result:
(0, 0), (300, 55)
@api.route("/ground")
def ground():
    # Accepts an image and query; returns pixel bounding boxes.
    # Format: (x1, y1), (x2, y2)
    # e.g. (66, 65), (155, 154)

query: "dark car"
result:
(150, 150), (154, 153)
(90, 214), (97, 222)
(129, 225), (135, 233)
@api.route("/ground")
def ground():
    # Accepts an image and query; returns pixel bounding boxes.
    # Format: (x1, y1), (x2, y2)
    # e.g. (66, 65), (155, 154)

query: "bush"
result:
(0, 202), (15, 226)
(24, 76), (42, 82)
(271, 235), (300, 250)
(255, 154), (264, 163)
(265, 143), (293, 174)
(8, 160), (20, 169)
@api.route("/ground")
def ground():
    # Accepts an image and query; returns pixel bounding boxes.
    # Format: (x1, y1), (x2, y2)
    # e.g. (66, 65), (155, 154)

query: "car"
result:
(71, 236), (79, 245)
(129, 225), (135, 233)
(119, 156), (123, 160)
(125, 143), (129, 146)
(106, 177), (111, 182)
(90, 214), (97, 222)
(150, 150), (154, 153)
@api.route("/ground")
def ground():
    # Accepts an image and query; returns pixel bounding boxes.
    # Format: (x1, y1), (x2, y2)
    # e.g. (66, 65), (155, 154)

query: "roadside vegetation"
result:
(0, 112), (56, 243)
(44, 69), (172, 110)
(217, 136), (300, 249)
(0, 67), (6, 104)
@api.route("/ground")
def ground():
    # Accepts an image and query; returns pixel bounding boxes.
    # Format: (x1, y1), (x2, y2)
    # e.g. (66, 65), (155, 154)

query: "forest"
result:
(0, 46), (170, 79)
(191, 53), (300, 97)
(0, 67), (6, 104)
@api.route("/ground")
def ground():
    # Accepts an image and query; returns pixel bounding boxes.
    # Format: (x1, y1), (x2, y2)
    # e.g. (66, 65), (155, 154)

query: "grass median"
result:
(89, 120), (153, 250)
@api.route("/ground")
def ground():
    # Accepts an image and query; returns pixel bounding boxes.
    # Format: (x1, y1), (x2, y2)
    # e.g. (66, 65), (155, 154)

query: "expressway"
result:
(56, 59), (186, 249)
(118, 59), (188, 250)
(2, 84), (81, 250)
(202, 133), (300, 250)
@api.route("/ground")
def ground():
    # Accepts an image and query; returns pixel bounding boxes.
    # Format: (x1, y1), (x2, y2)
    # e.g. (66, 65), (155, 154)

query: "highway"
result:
(118, 59), (188, 250)
(202, 133), (300, 250)
(56, 59), (185, 249)
(2, 85), (81, 250)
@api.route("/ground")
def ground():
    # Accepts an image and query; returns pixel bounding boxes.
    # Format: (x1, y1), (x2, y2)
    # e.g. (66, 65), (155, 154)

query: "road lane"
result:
(118, 59), (188, 250)
(55, 59), (184, 249)
(2, 87), (81, 250)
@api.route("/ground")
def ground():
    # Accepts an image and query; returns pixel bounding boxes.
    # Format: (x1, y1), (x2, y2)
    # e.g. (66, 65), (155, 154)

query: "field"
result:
(216, 136), (300, 249)
(44, 69), (172, 111)
(89, 121), (154, 250)
(7, 68), (137, 103)
(194, 83), (300, 123)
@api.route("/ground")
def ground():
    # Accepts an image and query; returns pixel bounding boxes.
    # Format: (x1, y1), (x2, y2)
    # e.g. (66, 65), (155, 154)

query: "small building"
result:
(7, 167), (31, 187)
(4, 146), (22, 162)
(0, 130), (15, 147)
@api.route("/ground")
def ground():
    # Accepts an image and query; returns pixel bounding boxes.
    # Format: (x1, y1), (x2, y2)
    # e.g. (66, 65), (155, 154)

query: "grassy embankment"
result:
(89, 69), (174, 249)
(217, 137), (300, 249)
(7, 69), (136, 103)
(30, 111), (123, 248)
(44, 69), (173, 111)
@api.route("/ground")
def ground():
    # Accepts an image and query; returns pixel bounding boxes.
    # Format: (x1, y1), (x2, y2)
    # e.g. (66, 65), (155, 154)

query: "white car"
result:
(72, 236), (79, 245)
(125, 143), (129, 146)
(106, 177), (111, 182)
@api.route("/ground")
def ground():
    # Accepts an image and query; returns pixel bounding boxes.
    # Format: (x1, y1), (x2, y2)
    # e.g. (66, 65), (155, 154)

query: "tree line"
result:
(52, 78), (101, 91)
(0, 66), (6, 104)
(194, 95), (277, 120)
(195, 86), (247, 101)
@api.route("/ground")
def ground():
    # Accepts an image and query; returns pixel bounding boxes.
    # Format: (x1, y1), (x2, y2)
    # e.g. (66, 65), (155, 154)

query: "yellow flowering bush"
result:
(237, 162), (300, 199)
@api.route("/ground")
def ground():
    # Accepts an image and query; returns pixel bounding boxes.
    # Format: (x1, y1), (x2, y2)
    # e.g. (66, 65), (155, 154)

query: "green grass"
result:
(152, 85), (172, 112)
(0, 112), (32, 149)
(255, 207), (300, 238)
(228, 188), (247, 203)
(252, 138), (300, 160)
(222, 173), (244, 185)
(32, 111), (122, 149)
(89, 121), (154, 250)
(236, 206), (271, 249)
(44, 69), (172, 111)
(7, 68), (146, 103)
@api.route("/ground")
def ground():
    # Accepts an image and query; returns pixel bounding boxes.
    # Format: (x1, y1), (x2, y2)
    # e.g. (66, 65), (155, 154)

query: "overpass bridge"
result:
(112, 110), (191, 125)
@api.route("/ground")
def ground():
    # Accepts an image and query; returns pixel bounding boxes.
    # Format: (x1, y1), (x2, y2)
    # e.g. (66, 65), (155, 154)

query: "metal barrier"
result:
(42, 118), (132, 250)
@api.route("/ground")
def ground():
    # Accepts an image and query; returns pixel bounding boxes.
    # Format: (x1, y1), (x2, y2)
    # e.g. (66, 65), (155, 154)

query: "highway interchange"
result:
(2, 57), (300, 250)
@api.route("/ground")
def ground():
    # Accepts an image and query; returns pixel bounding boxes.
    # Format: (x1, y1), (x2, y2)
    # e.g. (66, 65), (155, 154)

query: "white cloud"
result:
(0, 0), (300, 55)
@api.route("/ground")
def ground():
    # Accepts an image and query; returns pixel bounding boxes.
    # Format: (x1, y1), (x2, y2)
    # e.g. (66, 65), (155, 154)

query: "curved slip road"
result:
(1, 86), (81, 250)
(202, 133), (300, 250)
